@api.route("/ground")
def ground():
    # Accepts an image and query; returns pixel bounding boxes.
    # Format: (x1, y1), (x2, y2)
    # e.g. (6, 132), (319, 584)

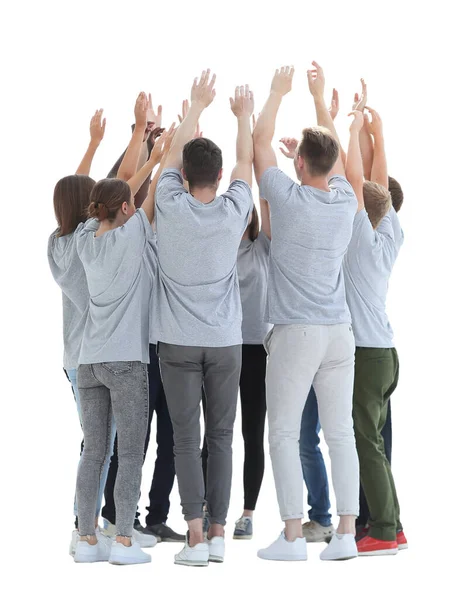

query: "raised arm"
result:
(253, 66), (294, 184)
(345, 110), (365, 211)
(165, 70), (216, 170)
(116, 92), (149, 181)
(367, 107), (388, 189)
(352, 79), (374, 180)
(141, 125), (176, 223)
(230, 85), (254, 185)
(307, 61), (345, 177)
(75, 109), (106, 175)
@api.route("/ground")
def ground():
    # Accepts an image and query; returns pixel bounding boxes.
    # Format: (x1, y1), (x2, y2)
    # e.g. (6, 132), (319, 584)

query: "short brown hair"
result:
(183, 138), (222, 188)
(87, 178), (132, 222)
(247, 205), (260, 241)
(388, 176), (404, 213)
(363, 181), (392, 228)
(298, 126), (339, 176)
(53, 175), (96, 237)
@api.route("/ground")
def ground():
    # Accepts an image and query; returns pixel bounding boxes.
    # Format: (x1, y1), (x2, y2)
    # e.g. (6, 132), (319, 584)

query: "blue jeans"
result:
(66, 368), (116, 520)
(299, 387), (332, 527)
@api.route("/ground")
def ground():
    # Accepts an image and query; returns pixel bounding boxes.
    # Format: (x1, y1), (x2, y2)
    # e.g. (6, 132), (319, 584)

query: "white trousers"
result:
(265, 324), (359, 521)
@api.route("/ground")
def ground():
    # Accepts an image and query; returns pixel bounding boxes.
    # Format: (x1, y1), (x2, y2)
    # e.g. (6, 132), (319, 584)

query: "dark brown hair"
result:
(87, 178), (132, 222)
(363, 181), (392, 228)
(53, 175), (96, 236)
(388, 176), (404, 213)
(298, 127), (339, 176)
(183, 138), (222, 188)
(247, 205), (260, 241)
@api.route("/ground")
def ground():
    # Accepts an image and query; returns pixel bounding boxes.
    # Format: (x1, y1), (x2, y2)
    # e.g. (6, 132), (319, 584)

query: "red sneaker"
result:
(356, 535), (398, 556)
(396, 531), (408, 550)
(355, 526), (370, 543)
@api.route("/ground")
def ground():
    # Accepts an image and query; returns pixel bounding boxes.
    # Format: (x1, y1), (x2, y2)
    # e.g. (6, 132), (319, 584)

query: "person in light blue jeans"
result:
(66, 368), (115, 526)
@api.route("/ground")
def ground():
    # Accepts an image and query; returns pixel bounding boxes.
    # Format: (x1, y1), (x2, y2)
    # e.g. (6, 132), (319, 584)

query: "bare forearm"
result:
(346, 131), (364, 209)
(166, 104), (203, 168)
(370, 135), (388, 188)
(236, 116), (253, 163)
(359, 127), (374, 180)
(117, 126), (146, 181)
(76, 141), (99, 176)
(127, 156), (159, 197)
(314, 97), (341, 145)
(253, 92), (282, 144)
(142, 160), (166, 223)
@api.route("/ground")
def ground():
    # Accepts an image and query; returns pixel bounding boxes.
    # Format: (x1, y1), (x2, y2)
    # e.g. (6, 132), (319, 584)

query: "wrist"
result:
(134, 121), (147, 133)
(313, 95), (326, 106)
(88, 139), (100, 149)
(270, 90), (284, 100)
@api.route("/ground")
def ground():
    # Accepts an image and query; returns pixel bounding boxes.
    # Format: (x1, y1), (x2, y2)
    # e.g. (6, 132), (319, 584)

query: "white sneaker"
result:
(207, 536), (225, 563)
(320, 533), (358, 561)
(302, 520), (334, 543)
(258, 532), (307, 561)
(74, 532), (112, 563)
(174, 534), (209, 567)
(109, 541), (151, 565)
(69, 530), (79, 557)
(132, 528), (158, 548)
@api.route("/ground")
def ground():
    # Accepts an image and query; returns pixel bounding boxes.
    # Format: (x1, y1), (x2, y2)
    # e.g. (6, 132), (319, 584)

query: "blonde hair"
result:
(363, 181), (392, 229)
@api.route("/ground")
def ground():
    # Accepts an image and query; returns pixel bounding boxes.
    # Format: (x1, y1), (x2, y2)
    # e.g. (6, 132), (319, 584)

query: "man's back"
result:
(259, 167), (357, 325)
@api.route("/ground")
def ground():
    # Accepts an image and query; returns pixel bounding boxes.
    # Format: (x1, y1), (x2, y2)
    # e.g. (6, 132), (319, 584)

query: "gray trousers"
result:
(158, 343), (242, 525)
(76, 361), (149, 537)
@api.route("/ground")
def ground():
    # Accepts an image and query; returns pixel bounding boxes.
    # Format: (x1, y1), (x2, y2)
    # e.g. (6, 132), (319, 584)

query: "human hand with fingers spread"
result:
(365, 106), (383, 138)
(191, 69), (216, 108)
(279, 137), (298, 159)
(328, 88), (339, 121)
(352, 79), (367, 112)
(134, 92), (149, 130)
(348, 109), (364, 133)
(147, 93), (162, 130)
(271, 66), (294, 97)
(307, 61), (325, 99)
(90, 109), (106, 146)
(230, 85), (255, 118)
(150, 123), (176, 164)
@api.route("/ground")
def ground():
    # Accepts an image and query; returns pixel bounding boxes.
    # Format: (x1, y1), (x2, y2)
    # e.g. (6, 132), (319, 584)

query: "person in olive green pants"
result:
(352, 348), (402, 541)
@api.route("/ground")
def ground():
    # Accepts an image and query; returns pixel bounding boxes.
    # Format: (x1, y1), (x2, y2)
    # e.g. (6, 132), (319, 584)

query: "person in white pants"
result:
(252, 63), (364, 561)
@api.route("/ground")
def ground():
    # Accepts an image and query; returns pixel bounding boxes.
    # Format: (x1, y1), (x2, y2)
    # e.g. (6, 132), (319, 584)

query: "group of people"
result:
(48, 61), (406, 567)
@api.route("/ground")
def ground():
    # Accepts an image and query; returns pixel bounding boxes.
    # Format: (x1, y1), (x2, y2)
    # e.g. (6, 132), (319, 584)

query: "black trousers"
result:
(102, 344), (176, 527)
(202, 344), (267, 511)
(357, 401), (393, 527)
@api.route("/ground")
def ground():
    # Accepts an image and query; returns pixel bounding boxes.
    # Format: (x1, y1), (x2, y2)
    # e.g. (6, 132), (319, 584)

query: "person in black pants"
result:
(202, 203), (271, 540)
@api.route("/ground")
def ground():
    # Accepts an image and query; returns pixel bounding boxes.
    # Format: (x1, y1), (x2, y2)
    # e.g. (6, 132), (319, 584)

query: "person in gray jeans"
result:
(74, 98), (171, 565)
(152, 72), (254, 566)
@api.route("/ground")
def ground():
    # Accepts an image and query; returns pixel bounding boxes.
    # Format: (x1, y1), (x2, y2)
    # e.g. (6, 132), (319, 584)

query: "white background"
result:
(1, 0), (453, 598)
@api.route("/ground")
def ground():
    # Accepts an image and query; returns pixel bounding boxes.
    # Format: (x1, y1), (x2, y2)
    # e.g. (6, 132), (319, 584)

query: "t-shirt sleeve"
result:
(156, 168), (185, 207)
(116, 208), (154, 260)
(377, 207), (404, 248)
(259, 167), (294, 206)
(222, 179), (253, 221)
(329, 175), (356, 196)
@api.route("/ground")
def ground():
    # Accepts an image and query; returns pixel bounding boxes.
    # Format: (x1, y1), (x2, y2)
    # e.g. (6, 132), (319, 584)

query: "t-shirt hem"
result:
(355, 342), (395, 349)
(266, 317), (352, 326)
(156, 336), (243, 348)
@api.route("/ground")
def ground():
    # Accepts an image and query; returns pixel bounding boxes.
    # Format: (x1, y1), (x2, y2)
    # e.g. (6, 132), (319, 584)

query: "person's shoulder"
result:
(329, 175), (355, 195)
(259, 167), (295, 202)
(224, 178), (253, 199)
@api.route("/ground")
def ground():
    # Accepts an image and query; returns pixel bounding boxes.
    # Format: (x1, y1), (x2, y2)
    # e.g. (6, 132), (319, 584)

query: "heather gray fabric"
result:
(237, 231), (272, 344)
(76, 209), (156, 364)
(153, 168), (253, 347)
(343, 207), (404, 348)
(48, 223), (93, 370)
(76, 361), (149, 537)
(158, 342), (242, 525)
(259, 167), (357, 325)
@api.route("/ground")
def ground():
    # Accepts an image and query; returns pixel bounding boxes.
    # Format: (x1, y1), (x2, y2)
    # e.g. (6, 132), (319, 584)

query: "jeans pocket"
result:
(101, 361), (133, 375)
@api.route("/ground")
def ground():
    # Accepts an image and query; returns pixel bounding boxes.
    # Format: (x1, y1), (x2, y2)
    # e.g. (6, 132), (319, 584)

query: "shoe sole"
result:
(174, 559), (209, 567)
(159, 538), (185, 543)
(74, 553), (108, 563)
(320, 553), (358, 561)
(209, 555), (224, 563)
(398, 544), (408, 550)
(109, 556), (151, 565)
(258, 554), (307, 561)
(359, 549), (399, 556)
(233, 534), (252, 540)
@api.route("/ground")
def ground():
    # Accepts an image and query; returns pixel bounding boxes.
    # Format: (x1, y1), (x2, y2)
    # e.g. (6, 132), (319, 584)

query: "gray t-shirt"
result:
(152, 168), (253, 347)
(259, 167), (357, 324)
(237, 231), (272, 344)
(77, 208), (156, 364)
(48, 224), (90, 370)
(343, 207), (404, 348)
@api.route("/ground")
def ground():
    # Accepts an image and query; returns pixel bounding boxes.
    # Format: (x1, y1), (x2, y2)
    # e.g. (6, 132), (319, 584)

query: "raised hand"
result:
(134, 92), (149, 129)
(271, 66), (294, 97)
(90, 109), (106, 145)
(191, 69), (216, 108)
(147, 93), (163, 130)
(279, 137), (298, 159)
(328, 88), (339, 120)
(352, 79), (367, 112)
(150, 127), (165, 145)
(307, 61), (325, 99)
(230, 85), (255, 118)
(365, 106), (383, 137)
(150, 123), (176, 163)
(348, 109), (364, 133)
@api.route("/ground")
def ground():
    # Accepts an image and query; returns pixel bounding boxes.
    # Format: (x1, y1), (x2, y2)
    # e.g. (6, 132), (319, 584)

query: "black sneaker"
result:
(146, 523), (185, 542)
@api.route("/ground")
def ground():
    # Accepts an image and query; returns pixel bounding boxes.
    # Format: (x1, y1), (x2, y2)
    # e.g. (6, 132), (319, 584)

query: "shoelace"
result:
(235, 518), (250, 532)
